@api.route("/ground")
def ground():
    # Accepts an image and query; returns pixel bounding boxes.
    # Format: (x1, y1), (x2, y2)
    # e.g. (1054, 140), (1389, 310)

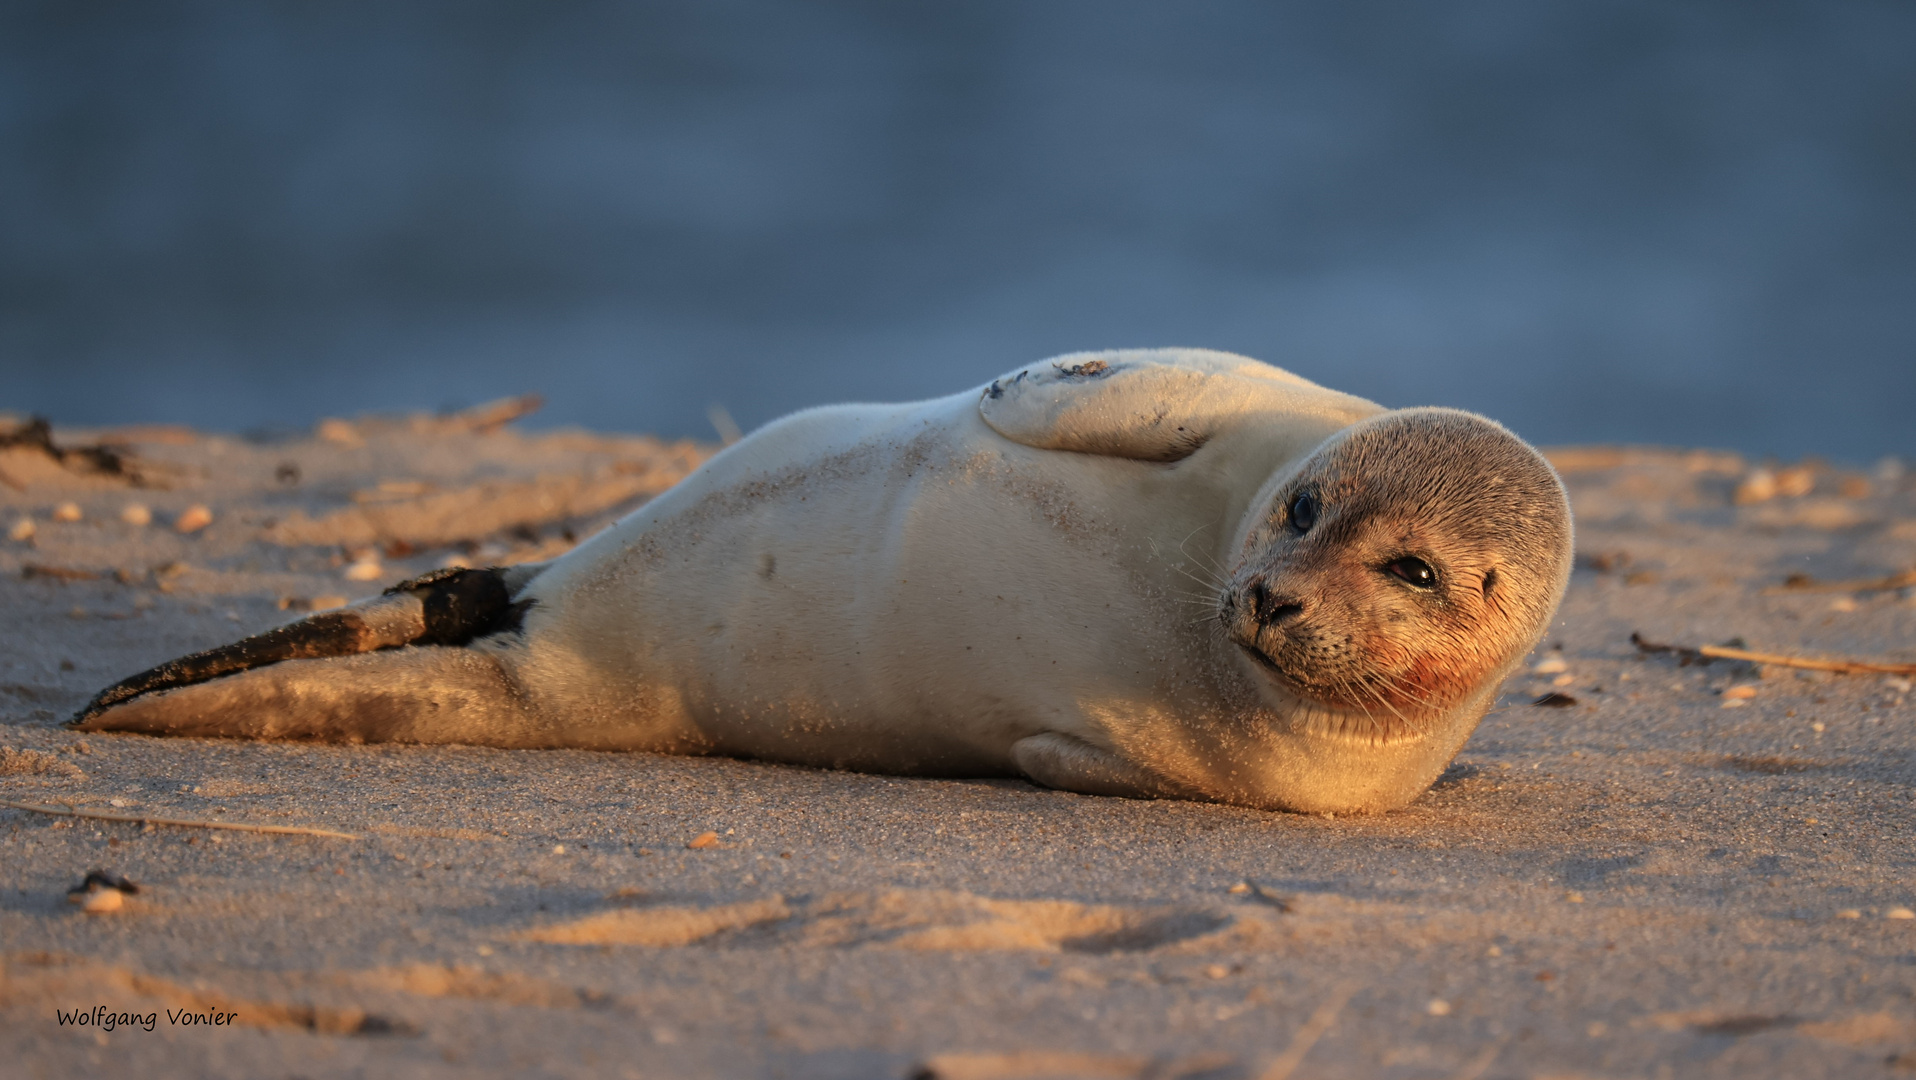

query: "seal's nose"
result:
(1247, 581), (1305, 626)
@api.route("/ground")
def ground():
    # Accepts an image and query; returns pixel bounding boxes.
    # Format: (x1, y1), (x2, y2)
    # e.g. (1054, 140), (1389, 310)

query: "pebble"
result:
(1532, 655), (1568, 675)
(52, 502), (83, 522)
(309, 595), (349, 612)
(174, 504), (213, 533)
(1889, 908), (1916, 920)
(1227, 882), (1251, 895)
(1837, 909), (1862, 919)
(343, 557), (384, 581)
(1733, 470), (1777, 505)
(7, 516), (35, 541)
(1551, 673), (1575, 687)
(77, 888), (124, 914)
(1722, 686), (1757, 700)
(119, 503), (151, 527)
(686, 831), (721, 850)
(1426, 999), (1451, 1016)
(1829, 597), (1858, 613)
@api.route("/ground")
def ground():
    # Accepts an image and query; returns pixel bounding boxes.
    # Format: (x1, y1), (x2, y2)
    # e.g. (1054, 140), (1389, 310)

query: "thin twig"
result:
(1258, 980), (1359, 1080)
(22, 563), (103, 582)
(450, 393), (543, 433)
(1632, 632), (1916, 676)
(1763, 569), (1916, 595)
(0, 799), (360, 840)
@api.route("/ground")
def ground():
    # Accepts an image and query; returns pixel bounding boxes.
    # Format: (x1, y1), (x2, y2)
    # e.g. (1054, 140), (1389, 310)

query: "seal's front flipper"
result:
(1010, 732), (1188, 801)
(978, 348), (1378, 463)
(69, 647), (539, 744)
(69, 565), (541, 741)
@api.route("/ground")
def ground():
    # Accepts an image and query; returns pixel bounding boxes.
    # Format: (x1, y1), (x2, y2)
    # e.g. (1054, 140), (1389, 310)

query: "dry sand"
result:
(2, 411), (1914, 1079)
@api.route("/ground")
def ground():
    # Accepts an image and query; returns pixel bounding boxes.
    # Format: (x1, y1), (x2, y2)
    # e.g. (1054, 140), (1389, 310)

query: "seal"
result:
(70, 349), (1572, 814)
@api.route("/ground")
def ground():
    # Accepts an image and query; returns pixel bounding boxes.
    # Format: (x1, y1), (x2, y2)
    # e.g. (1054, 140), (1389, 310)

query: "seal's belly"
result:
(519, 398), (1220, 773)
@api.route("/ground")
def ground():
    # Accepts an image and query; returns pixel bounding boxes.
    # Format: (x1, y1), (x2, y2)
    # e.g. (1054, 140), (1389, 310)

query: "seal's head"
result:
(1221, 408), (1572, 738)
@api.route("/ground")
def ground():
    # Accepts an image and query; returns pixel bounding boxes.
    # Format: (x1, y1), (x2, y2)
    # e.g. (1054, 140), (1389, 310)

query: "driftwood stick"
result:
(21, 563), (104, 582)
(449, 393), (543, 433)
(0, 799), (361, 840)
(1763, 569), (1916, 595)
(1631, 632), (1916, 676)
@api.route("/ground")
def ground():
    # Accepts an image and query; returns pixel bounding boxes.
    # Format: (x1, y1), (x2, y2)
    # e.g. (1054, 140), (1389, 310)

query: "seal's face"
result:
(1219, 409), (1572, 737)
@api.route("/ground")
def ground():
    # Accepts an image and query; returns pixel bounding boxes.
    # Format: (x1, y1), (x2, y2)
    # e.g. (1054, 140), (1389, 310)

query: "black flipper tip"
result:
(68, 566), (531, 727)
(68, 609), (379, 727)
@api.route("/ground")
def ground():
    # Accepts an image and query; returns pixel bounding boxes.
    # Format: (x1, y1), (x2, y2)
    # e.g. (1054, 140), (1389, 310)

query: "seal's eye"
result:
(1386, 557), (1437, 588)
(1288, 492), (1316, 534)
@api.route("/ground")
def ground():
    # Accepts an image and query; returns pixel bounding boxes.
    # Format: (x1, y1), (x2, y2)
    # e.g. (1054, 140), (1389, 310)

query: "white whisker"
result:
(1176, 516), (1229, 576)
(1169, 562), (1228, 593)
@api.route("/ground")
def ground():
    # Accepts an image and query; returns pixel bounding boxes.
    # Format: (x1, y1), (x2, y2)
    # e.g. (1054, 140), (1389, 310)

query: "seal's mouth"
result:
(1222, 599), (1447, 733)
(1231, 638), (1427, 742)
(1224, 614), (1322, 701)
(1218, 592), (1294, 683)
(1234, 640), (1283, 674)
(1232, 638), (1334, 709)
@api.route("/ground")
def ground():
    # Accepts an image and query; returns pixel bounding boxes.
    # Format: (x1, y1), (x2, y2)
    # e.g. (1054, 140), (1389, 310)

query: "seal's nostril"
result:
(1248, 582), (1305, 625)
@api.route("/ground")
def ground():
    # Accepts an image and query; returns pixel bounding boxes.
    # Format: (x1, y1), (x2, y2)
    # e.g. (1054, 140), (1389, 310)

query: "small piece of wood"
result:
(0, 799), (361, 840)
(450, 394), (544, 433)
(1632, 632), (1916, 676)
(21, 564), (103, 582)
(1763, 569), (1916, 595)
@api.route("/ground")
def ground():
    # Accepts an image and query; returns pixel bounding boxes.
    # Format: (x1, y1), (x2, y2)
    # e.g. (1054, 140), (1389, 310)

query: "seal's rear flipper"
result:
(68, 646), (539, 744)
(69, 566), (540, 742)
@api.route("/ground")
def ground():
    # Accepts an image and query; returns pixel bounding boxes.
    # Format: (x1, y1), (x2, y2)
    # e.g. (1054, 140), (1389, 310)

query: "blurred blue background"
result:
(2, 1), (1912, 460)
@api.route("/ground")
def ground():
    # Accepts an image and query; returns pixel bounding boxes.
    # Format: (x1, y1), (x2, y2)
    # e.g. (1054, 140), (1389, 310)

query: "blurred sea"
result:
(2, 1), (1912, 461)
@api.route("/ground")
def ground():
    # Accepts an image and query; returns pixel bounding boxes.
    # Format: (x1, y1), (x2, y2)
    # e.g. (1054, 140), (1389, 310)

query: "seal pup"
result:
(71, 349), (1571, 814)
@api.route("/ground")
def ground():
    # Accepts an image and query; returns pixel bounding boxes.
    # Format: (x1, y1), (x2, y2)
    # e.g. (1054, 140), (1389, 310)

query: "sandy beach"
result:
(3, 410), (1914, 1079)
